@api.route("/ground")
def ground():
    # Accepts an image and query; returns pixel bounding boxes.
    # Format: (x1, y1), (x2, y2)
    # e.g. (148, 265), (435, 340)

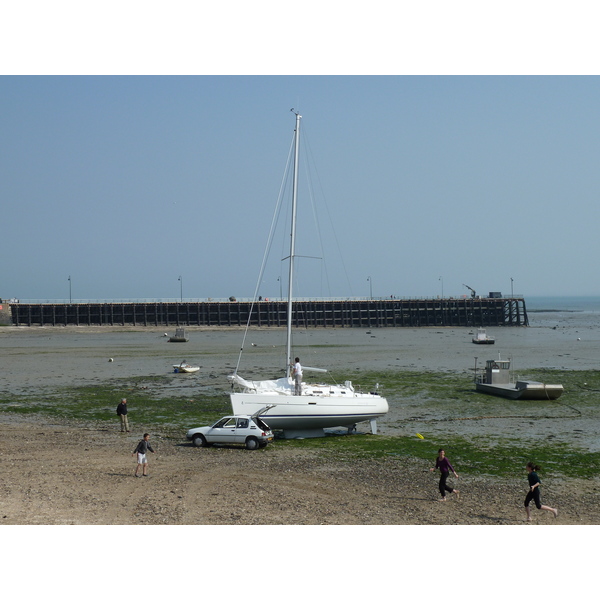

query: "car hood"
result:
(187, 425), (210, 434)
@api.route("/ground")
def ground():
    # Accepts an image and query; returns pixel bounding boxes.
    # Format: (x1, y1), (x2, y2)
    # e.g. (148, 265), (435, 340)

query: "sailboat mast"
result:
(286, 111), (301, 377)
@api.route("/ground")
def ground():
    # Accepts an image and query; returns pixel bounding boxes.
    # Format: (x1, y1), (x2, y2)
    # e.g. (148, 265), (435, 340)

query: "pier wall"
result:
(0, 302), (12, 325)
(9, 298), (528, 328)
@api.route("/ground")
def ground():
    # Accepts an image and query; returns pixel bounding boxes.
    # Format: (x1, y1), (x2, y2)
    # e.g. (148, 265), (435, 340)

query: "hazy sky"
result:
(3, 1), (600, 302)
(3, 75), (600, 302)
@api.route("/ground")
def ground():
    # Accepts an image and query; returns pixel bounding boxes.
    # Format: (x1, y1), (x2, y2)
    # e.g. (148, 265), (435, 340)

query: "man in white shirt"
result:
(292, 357), (302, 395)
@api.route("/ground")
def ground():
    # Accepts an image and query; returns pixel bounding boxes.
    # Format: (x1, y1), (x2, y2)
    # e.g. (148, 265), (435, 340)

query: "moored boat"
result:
(173, 361), (200, 374)
(168, 327), (189, 342)
(474, 358), (563, 400)
(472, 328), (495, 344)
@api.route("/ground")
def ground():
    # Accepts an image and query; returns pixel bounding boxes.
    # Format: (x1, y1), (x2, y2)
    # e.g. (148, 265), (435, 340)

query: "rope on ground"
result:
(408, 408), (582, 423)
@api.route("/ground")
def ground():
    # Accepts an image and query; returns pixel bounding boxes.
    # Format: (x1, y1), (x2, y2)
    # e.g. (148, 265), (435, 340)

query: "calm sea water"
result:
(526, 296), (600, 312)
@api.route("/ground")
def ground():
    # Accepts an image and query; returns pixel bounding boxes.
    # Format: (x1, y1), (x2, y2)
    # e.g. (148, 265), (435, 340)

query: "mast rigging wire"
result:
(233, 131), (296, 375)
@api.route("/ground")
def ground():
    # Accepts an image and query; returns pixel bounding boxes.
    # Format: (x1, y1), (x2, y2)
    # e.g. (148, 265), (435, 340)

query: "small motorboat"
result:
(173, 361), (200, 374)
(472, 328), (495, 344)
(168, 327), (189, 342)
(474, 357), (563, 400)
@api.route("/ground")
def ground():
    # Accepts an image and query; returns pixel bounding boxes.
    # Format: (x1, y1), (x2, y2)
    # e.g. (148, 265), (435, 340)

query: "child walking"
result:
(524, 462), (558, 521)
(133, 433), (155, 477)
(430, 448), (460, 501)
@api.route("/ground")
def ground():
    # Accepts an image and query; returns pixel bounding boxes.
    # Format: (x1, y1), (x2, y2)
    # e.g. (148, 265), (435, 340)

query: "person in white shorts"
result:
(132, 433), (155, 477)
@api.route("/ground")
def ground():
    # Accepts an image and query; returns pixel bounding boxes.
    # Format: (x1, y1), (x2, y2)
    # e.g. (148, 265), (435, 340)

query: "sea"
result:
(526, 296), (600, 313)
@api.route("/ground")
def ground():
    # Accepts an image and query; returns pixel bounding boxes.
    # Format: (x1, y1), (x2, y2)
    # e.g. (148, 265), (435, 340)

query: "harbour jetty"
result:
(0, 301), (12, 325)
(8, 297), (528, 327)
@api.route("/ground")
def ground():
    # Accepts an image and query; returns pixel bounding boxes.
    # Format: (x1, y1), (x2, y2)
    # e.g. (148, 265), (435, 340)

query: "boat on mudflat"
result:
(472, 328), (495, 344)
(168, 327), (189, 342)
(173, 361), (200, 374)
(474, 358), (563, 400)
(227, 112), (388, 438)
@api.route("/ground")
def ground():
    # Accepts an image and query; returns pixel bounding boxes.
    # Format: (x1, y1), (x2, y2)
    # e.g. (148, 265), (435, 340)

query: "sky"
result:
(2, 3), (600, 303)
(3, 74), (600, 302)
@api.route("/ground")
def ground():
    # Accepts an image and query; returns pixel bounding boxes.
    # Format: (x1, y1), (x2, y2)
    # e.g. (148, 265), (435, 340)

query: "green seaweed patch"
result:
(281, 433), (600, 479)
(0, 376), (231, 432)
(321, 369), (468, 397)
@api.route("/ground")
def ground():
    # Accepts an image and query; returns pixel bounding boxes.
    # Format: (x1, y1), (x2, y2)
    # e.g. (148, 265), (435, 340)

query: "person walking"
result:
(133, 433), (155, 477)
(116, 398), (130, 432)
(430, 448), (460, 501)
(524, 462), (558, 521)
(291, 357), (303, 395)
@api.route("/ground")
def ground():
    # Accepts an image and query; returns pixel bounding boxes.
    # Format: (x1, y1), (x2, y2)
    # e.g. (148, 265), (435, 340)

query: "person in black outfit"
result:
(524, 462), (558, 521)
(116, 398), (130, 432)
(133, 433), (155, 477)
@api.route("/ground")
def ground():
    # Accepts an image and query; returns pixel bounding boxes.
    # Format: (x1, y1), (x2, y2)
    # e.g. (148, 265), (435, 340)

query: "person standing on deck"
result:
(291, 357), (303, 395)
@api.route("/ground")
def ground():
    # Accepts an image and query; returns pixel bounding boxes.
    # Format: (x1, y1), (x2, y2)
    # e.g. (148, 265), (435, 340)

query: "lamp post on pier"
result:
(511, 277), (514, 297)
(178, 276), (183, 302)
(367, 276), (372, 300)
(68, 275), (72, 304)
(439, 276), (444, 298)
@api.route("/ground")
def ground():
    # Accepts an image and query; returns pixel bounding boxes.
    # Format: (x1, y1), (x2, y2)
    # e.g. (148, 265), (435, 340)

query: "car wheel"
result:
(192, 434), (208, 447)
(245, 437), (259, 450)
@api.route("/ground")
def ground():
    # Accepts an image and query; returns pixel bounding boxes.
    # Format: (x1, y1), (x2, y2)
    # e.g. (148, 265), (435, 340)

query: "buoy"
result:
(108, 358), (114, 362)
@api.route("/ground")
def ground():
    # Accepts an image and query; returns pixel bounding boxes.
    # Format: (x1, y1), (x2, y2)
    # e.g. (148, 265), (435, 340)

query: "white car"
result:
(186, 405), (275, 450)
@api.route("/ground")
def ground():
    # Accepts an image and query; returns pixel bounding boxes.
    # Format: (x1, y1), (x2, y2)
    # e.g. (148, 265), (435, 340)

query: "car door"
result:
(209, 417), (238, 444)
(233, 417), (250, 443)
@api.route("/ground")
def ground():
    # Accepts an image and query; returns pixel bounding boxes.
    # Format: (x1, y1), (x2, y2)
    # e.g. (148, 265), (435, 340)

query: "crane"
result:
(463, 284), (477, 299)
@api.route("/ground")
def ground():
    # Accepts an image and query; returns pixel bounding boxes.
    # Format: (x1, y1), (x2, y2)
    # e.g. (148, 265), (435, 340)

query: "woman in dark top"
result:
(430, 448), (460, 501)
(524, 462), (558, 521)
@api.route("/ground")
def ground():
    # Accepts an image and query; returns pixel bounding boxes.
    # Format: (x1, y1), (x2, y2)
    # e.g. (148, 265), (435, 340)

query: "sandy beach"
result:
(1, 313), (600, 527)
(1, 416), (597, 526)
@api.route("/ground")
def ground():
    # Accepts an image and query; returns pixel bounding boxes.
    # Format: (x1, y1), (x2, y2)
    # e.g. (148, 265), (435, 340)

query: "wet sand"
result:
(2, 309), (600, 392)
(2, 312), (600, 451)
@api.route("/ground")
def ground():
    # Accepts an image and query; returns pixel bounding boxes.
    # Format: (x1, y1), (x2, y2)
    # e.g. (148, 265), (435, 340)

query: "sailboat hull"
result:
(230, 391), (389, 430)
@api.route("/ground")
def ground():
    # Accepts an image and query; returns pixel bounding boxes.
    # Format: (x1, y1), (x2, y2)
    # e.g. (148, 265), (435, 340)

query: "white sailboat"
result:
(228, 111), (389, 438)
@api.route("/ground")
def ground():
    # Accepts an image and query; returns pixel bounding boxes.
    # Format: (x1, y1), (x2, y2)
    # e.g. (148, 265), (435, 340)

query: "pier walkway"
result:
(8, 297), (528, 328)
